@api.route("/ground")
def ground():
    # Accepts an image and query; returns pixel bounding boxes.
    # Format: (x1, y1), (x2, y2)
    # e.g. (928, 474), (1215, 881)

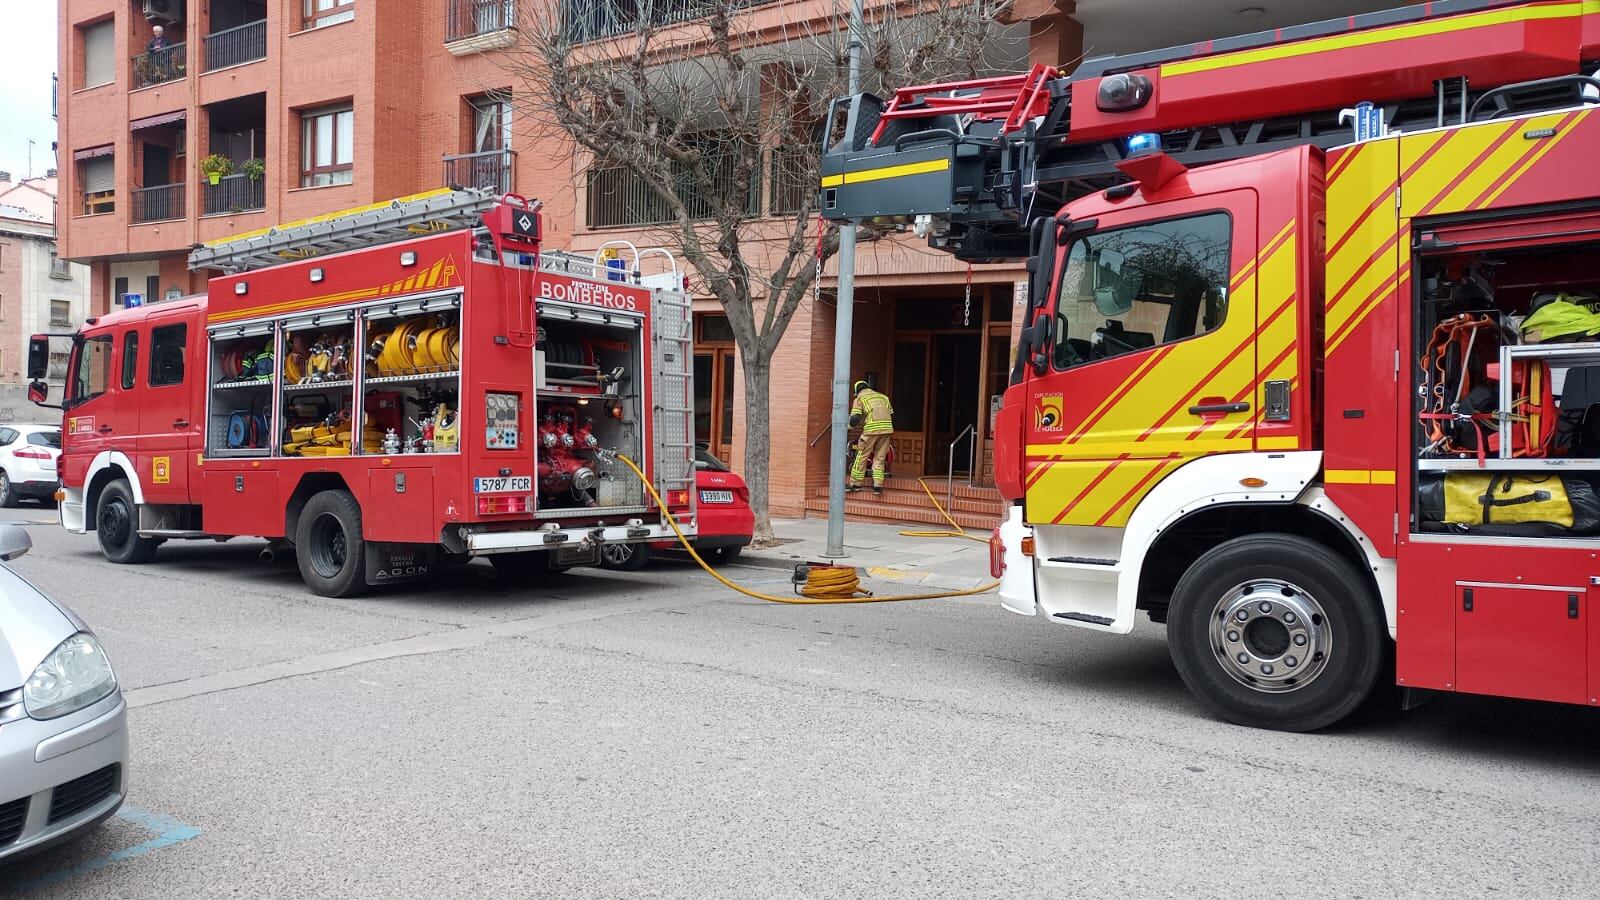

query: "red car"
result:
(601, 447), (753, 570)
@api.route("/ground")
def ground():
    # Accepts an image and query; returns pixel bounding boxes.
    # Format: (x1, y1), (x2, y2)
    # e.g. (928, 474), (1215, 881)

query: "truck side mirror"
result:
(27, 381), (48, 404)
(26, 335), (49, 380)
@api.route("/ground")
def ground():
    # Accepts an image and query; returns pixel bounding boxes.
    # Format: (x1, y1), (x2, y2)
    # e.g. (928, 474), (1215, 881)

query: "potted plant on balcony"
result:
(242, 158), (266, 182)
(200, 154), (233, 186)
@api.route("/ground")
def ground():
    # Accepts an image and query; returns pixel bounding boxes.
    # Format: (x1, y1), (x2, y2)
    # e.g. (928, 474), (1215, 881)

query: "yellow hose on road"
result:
(616, 455), (1000, 604)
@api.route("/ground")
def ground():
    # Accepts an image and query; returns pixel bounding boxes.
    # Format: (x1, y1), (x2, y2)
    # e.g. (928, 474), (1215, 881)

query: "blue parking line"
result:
(12, 807), (200, 892)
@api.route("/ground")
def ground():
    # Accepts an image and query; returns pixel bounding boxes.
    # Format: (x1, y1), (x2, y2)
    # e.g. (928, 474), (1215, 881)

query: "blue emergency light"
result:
(1127, 132), (1162, 157)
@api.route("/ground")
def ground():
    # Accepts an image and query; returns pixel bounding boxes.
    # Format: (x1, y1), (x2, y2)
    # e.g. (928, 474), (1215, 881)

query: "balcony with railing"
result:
(205, 20), (267, 71)
(443, 149), (516, 194)
(586, 155), (759, 228)
(447, 0), (518, 53)
(203, 173), (266, 216)
(132, 42), (187, 90)
(562, 0), (772, 44)
(132, 183), (186, 223)
(768, 146), (813, 216)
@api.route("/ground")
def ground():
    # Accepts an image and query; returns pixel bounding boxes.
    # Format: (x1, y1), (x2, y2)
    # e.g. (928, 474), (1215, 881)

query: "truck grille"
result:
(48, 765), (119, 824)
(0, 797), (27, 847)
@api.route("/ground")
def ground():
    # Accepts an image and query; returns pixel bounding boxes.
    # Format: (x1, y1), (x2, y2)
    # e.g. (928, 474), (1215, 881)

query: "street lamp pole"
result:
(824, 0), (865, 559)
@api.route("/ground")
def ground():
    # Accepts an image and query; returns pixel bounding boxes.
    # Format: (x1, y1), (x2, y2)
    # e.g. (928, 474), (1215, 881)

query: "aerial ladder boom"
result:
(820, 0), (1600, 260)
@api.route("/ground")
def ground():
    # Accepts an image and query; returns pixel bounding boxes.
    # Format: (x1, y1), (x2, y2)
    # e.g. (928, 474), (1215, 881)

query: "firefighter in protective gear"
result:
(847, 380), (894, 494)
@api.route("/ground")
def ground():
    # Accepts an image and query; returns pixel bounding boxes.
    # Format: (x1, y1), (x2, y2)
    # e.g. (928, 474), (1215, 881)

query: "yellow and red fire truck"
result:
(823, 0), (1600, 729)
(28, 190), (697, 597)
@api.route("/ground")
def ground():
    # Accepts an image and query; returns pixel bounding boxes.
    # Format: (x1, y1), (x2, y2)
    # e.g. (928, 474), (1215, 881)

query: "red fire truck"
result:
(823, 0), (1600, 729)
(27, 190), (697, 597)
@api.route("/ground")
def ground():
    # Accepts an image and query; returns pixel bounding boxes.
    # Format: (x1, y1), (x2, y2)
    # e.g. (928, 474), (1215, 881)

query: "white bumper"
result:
(465, 520), (695, 554)
(997, 505), (1037, 616)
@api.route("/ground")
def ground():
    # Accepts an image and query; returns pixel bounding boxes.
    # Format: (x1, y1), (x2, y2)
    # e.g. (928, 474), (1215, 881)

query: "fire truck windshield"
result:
(69, 335), (112, 407)
(1052, 212), (1231, 371)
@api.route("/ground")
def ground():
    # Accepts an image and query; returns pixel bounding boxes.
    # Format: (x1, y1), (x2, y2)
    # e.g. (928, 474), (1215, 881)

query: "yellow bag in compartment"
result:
(290, 426), (316, 443)
(1442, 473), (1573, 527)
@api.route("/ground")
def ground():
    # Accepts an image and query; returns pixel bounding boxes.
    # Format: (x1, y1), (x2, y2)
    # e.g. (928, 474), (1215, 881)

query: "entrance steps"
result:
(803, 480), (1006, 531)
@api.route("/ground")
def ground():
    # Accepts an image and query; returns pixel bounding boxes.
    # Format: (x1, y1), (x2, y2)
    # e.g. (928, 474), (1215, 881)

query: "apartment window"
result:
(50, 301), (72, 327)
(81, 20), (115, 88)
(80, 150), (116, 215)
(49, 250), (71, 280)
(303, 0), (355, 29)
(113, 276), (129, 306)
(149, 324), (187, 387)
(300, 105), (354, 187)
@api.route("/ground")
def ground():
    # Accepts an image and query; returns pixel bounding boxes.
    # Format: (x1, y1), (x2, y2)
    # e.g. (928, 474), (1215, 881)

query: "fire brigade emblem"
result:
(152, 457), (171, 484)
(1035, 393), (1064, 431)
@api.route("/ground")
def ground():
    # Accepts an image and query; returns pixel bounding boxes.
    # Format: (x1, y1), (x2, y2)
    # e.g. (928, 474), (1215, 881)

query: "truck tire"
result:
(599, 542), (651, 571)
(488, 551), (570, 581)
(295, 490), (368, 598)
(96, 479), (159, 564)
(1167, 533), (1385, 733)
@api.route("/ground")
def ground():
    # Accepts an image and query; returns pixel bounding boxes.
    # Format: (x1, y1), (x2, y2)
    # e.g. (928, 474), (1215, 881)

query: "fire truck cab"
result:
(823, 0), (1600, 730)
(30, 190), (697, 597)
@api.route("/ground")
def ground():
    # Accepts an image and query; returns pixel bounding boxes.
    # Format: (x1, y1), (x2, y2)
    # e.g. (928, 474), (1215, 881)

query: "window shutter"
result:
(83, 21), (114, 87)
(83, 156), (115, 193)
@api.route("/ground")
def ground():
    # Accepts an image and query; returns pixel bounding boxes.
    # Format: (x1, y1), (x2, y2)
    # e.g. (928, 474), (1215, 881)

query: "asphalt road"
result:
(1, 505), (1597, 898)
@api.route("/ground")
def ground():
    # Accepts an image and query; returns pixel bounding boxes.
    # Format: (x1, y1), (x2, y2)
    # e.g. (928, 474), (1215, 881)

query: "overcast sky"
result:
(0, 1), (59, 180)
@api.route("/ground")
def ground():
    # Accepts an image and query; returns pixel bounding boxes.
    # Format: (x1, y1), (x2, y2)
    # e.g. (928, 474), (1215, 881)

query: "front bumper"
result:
(0, 692), (129, 861)
(996, 505), (1037, 616)
(59, 485), (87, 534)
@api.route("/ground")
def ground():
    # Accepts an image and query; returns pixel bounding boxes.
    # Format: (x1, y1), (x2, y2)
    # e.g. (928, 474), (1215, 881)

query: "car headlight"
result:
(24, 633), (118, 720)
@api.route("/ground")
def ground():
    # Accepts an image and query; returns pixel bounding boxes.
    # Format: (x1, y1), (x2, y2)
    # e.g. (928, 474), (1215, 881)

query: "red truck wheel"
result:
(296, 490), (368, 598)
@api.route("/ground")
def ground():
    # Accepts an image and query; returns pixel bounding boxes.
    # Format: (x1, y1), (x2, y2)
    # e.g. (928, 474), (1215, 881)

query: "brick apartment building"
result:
(55, 0), (1386, 525)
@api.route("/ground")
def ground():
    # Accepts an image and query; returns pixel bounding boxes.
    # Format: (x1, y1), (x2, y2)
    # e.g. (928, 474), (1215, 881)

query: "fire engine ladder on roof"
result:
(651, 287), (697, 527)
(187, 187), (507, 274)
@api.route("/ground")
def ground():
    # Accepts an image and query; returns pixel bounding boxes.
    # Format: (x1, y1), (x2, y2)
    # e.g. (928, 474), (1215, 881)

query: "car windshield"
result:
(28, 431), (61, 449)
(695, 445), (729, 471)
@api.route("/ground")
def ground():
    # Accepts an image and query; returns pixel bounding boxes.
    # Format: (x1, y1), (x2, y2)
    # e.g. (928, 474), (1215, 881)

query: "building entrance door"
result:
(694, 348), (735, 463)
(925, 333), (981, 476)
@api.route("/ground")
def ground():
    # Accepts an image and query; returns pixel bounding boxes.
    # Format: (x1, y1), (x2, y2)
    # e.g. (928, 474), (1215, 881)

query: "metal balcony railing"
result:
(132, 42), (187, 89)
(442, 149), (516, 193)
(768, 146), (813, 216)
(131, 183), (186, 223)
(587, 154), (760, 227)
(447, 0), (516, 41)
(562, 0), (772, 43)
(205, 20), (266, 71)
(203, 173), (266, 216)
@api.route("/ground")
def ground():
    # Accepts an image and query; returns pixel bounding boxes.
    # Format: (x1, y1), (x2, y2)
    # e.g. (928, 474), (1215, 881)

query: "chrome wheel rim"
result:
(601, 544), (636, 566)
(1208, 579), (1331, 693)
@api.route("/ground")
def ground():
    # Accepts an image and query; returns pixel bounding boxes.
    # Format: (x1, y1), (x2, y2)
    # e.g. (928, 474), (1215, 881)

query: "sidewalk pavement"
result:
(735, 517), (996, 592)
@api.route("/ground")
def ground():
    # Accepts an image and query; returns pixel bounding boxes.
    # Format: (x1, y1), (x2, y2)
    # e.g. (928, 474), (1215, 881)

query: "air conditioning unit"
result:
(142, 0), (185, 26)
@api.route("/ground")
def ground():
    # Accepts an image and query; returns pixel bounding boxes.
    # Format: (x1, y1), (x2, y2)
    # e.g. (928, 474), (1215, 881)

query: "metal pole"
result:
(824, 0), (865, 559)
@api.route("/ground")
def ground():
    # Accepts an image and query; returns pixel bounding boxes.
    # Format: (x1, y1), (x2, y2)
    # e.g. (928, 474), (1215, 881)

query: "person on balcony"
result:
(146, 26), (172, 81)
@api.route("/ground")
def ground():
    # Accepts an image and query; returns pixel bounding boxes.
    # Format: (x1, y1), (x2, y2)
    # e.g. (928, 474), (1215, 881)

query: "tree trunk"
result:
(740, 351), (776, 543)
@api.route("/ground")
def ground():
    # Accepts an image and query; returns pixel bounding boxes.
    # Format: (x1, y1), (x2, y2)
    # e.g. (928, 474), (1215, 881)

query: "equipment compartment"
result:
(360, 297), (462, 456)
(206, 321), (276, 457)
(279, 310), (359, 457)
(534, 312), (646, 514)
(1412, 226), (1600, 538)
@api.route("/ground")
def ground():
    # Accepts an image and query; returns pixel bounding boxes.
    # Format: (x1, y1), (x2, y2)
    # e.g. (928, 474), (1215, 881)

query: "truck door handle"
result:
(173, 419), (189, 428)
(1189, 399), (1249, 416)
(98, 425), (113, 434)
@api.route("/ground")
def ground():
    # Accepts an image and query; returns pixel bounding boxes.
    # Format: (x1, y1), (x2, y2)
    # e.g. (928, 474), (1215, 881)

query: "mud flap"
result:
(364, 542), (439, 586)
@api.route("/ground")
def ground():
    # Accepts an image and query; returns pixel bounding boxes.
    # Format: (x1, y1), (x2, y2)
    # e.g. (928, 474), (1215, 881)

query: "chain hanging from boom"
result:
(963, 262), (973, 327)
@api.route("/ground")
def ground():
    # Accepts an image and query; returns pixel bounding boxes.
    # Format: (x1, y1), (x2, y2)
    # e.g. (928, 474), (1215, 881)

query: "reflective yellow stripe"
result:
(1161, 2), (1598, 78)
(1325, 468), (1396, 485)
(1257, 436), (1301, 450)
(819, 158), (951, 189)
(1026, 437), (1252, 459)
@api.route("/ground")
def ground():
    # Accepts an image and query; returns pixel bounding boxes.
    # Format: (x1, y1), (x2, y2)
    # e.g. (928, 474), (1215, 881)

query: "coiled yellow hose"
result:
(616, 454), (1001, 604)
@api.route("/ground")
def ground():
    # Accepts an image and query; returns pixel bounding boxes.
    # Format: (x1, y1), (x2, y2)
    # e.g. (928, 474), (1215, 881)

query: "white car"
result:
(0, 526), (127, 860)
(0, 425), (61, 508)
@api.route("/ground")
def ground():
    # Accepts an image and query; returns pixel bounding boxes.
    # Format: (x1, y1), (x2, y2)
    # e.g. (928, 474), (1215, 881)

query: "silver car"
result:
(0, 526), (127, 861)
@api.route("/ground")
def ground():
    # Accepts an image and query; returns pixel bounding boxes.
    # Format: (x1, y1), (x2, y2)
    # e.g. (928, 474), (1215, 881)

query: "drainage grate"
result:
(47, 764), (119, 825)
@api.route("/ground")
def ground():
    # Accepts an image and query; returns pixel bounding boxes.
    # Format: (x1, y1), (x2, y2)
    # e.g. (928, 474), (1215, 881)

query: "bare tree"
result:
(501, 0), (1027, 540)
